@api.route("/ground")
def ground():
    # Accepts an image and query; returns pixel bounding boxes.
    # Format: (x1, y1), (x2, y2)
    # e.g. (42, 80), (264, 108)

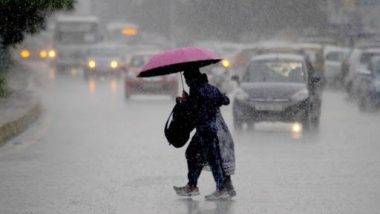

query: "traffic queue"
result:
(13, 14), (380, 133)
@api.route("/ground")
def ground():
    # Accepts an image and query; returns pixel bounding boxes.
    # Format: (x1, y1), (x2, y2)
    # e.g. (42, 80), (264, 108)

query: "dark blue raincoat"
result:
(184, 76), (235, 176)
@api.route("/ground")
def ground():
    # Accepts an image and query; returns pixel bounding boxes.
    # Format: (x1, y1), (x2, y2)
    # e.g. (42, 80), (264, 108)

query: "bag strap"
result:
(164, 109), (174, 133)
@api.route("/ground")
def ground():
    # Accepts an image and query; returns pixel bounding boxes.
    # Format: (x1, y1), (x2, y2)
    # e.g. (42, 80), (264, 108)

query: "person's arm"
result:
(213, 87), (230, 106)
(177, 90), (200, 117)
(219, 92), (230, 106)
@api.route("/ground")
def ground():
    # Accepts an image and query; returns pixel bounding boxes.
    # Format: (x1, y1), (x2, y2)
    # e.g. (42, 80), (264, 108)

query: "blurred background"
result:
(51, 0), (380, 45)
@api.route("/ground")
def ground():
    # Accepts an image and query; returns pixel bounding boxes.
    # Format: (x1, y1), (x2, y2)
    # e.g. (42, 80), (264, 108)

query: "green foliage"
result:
(0, 0), (75, 47)
(0, 0), (74, 95)
(0, 73), (7, 97)
(0, 42), (11, 97)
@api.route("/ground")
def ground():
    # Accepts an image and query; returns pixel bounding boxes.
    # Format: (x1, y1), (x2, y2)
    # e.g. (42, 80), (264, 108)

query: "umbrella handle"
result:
(180, 72), (185, 92)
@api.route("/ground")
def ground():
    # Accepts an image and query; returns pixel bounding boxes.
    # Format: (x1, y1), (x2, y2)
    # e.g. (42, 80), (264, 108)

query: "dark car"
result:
(356, 56), (380, 111)
(232, 54), (322, 131)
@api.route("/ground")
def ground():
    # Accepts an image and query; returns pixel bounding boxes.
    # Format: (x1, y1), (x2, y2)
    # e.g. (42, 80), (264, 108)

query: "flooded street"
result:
(0, 62), (379, 213)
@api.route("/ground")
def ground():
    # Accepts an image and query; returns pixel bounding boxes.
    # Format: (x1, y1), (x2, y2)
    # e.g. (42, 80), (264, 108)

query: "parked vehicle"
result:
(232, 53), (322, 131)
(356, 56), (380, 111)
(323, 46), (351, 86)
(124, 51), (178, 98)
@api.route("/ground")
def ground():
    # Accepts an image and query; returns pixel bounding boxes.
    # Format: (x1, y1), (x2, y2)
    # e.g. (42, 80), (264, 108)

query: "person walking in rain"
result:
(173, 68), (236, 200)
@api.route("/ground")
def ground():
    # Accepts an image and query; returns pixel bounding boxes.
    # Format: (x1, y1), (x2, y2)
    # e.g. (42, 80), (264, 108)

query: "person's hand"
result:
(181, 90), (189, 99)
(176, 91), (189, 104)
(176, 96), (183, 104)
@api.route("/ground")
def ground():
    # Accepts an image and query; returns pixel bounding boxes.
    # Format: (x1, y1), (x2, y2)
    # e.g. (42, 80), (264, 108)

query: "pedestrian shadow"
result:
(177, 198), (234, 214)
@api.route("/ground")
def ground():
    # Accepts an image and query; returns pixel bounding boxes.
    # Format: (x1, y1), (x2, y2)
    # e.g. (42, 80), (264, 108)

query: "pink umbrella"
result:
(137, 47), (221, 78)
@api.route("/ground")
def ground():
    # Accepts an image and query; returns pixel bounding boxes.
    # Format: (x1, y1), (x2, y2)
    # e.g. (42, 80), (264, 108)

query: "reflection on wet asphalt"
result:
(0, 62), (380, 214)
(177, 198), (234, 214)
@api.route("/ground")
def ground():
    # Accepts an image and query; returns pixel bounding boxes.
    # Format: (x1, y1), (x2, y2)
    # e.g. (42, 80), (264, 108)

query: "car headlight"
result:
(221, 59), (231, 68)
(20, 49), (30, 59)
(235, 88), (249, 101)
(39, 50), (48, 58)
(48, 50), (56, 58)
(110, 60), (118, 69)
(291, 89), (309, 101)
(88, 60), (96, 69)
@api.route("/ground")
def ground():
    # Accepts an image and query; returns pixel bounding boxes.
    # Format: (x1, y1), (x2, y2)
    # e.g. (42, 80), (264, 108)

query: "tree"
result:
(0, 0), (75, 48)
(0, 0), (74, 97)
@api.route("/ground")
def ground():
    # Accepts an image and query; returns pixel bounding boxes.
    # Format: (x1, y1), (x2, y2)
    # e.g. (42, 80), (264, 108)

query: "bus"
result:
(53, 15), (102, 72)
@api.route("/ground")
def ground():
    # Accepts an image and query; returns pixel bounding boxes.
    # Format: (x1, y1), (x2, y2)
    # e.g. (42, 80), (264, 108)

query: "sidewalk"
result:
(0, 63), (41, 146)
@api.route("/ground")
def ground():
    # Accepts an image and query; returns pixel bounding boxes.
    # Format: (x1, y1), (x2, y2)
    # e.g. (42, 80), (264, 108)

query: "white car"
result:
(344, 48), (380, 98)
(323, 46), (350, 86)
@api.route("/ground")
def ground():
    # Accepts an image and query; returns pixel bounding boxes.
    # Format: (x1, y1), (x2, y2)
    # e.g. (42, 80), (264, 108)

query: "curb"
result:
(0, 100), (42, 146)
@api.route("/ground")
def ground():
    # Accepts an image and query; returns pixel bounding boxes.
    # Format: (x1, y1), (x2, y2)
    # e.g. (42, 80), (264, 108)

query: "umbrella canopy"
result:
(138, 47), (221, 78)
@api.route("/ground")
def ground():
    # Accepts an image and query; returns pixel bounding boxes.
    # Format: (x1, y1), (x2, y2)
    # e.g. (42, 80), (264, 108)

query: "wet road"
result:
(1, 62), (380, 214)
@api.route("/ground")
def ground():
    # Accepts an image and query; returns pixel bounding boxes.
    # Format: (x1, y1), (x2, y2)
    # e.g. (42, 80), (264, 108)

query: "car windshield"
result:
(55, 31), (98, 44)
(243, 60), (306, 83)
(55, 22), (99, 44)
(88, 48), (126, 57)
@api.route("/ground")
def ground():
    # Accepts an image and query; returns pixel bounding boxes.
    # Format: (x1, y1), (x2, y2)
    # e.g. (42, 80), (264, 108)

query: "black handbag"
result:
(164, 103), (195, 148)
